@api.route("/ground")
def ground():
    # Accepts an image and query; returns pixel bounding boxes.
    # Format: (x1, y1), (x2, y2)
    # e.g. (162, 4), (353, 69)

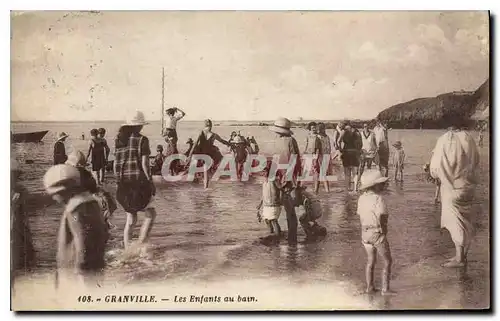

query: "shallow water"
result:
(11, 121), (490, 310)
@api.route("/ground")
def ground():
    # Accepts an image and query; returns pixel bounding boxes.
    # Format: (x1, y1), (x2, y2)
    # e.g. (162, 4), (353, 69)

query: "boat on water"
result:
(11, 130), (49, 143)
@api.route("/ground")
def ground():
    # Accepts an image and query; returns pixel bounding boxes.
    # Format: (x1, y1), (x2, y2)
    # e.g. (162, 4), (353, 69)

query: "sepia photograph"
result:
(9, 10), (490, 311)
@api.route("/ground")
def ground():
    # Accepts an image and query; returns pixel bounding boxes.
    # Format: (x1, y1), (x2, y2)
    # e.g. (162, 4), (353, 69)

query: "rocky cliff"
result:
(377, 79), (489, 129)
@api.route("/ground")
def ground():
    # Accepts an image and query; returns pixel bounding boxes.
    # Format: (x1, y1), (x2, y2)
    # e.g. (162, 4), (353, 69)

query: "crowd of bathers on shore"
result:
(11, 107), (485, 295)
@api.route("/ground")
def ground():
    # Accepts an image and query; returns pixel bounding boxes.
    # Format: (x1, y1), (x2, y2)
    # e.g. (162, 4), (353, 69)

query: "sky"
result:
(11, 11), (489, 122)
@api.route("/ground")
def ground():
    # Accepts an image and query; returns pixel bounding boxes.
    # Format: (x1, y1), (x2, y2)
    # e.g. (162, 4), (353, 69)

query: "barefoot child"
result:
(357, 170), (394, 295)
(392, 141), (405, 182)
(97, 128), (111, 184)
(66, 150), (117, 243)
(256, 164), (282, 239)
(87, 129), (107, 185)
(230, 135), (249, 179)
(43, 164), (107, 287)
(285, 184), (327, 240)
(151, 145), (166, 176)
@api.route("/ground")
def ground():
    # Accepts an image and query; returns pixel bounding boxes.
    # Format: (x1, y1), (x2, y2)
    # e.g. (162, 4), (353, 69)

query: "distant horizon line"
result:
(11, 118), (374, 123)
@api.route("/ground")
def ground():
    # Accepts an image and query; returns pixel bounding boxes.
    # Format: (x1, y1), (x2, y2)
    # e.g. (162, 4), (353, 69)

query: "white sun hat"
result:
(359, 170), (389, 190)
(122, 110), (149, 126)
(43, 164), (81, 195)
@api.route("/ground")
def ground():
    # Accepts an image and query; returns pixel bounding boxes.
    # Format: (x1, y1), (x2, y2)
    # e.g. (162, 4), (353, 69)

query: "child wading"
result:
(357, 170), (394, 295)
(230, 135), (249, 179)
(256, 163), (282, 242)
(97, 128), (111, 183)
(162, 107), (186, 147)
(114, 110), (157, 249)
(66, 150), (117, 242)
(303, 122), (322, 194)
(285, 183), (327, 241)
(43, 164), (107, 287)
(87, 129), (108, 185)
(151, 145), (166, 176)
(392, 141), (405, 182)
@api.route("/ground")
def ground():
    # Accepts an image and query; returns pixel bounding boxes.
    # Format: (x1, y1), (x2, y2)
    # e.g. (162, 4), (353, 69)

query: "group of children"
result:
(38, 114), (400, 294)
(256, 163), (327, 244)
(86, 127), (111, 185)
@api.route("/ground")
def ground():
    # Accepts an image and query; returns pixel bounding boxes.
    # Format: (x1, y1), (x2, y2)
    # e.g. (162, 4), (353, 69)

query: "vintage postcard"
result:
(10, 10), (490, 311)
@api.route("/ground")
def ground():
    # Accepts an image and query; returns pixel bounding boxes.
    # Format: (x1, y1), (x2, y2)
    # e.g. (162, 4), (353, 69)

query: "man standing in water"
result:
(373, 119), (389, 177)
(269, 117), (301, 244)
(430, 124), (480, 268)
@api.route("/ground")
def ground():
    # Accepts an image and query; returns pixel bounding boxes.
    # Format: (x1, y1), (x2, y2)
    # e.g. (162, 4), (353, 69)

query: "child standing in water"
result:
(230, 135), (249, 179)
(87, 129), (107, 185)
(66, 150), (117, 243)
(357, 170), (394, 295)
(284, 183), (327, 241)
(43, 164), (107, 287)
(256, 164), (282, 241)
(97, 128), (110, 184)
(151, 145), (166, 176)
(392, 141), (405, 182)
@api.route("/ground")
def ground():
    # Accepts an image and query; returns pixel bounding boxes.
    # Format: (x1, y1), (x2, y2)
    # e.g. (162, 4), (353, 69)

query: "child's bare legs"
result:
(100, 168), (106, 184)
(138, 207), (156, 244)
(313, 172), (320, 194)
(343, 167), (351, 191)
(203, 164), (210, 189)
(93, 171), (101, 185)
(124, 212), (138, 249)
(399, 168), (404, 182)
(265, 219), (274, 234)
(378, 240), (395, 295)
(364, 239), (394, 295)
(363, 243), (377, 293)
(270, 219), (281, 237)
(366, 159), (373, 170)
(323, 180), (330, 193)
(352, 167), (359, 191)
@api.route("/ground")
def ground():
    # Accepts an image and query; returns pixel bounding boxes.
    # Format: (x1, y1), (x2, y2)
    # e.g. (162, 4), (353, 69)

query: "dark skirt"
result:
(116, 180), (153, 213)
(91, 152), (106, 171)
(377, 145), (389, 167)
(341, 150), (360, 168)
(164, 128), (178, 145)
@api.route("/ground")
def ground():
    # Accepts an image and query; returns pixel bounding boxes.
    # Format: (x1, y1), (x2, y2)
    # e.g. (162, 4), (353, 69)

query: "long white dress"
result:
(429, 130), (480, 250)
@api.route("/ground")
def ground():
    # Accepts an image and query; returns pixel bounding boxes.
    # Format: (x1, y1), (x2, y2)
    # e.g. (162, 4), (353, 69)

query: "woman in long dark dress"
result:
(189, 119), (232, 188)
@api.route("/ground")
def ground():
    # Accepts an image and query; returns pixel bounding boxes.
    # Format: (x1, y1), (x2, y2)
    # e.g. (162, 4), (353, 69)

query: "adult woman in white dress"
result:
(429, 125), (480, 268)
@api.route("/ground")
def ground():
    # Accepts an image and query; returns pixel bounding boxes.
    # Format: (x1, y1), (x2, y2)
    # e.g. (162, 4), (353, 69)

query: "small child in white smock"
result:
(256, 165), (282, 238)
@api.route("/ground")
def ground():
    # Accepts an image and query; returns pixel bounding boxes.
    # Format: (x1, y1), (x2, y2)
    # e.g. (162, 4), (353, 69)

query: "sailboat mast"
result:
(161, 67), (165, 134)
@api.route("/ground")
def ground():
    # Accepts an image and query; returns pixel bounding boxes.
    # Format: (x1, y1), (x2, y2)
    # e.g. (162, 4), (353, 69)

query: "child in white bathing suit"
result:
(256, 166), (282, 238)
(392, 141), (405, 182)
(357, 170), (394, 295)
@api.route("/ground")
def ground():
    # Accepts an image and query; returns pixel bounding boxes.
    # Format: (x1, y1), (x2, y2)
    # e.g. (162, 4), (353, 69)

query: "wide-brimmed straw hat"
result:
(392, 141), (402, 148)
(57, 132), (69, 141)
(65, 150), (87, 167)
(43, 164), (81, 195)
(122, 110), (149, 127)
(359, 170), (388, 190)
(269, 117), (293, 135)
